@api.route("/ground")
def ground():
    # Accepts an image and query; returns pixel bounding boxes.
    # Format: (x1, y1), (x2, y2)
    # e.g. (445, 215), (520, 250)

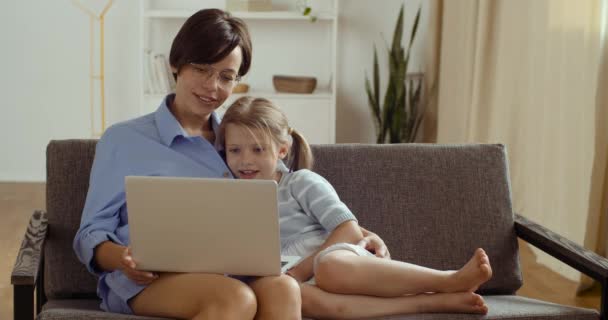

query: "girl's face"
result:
(172, 47), (243, 122)
(225, 124), (288, 182)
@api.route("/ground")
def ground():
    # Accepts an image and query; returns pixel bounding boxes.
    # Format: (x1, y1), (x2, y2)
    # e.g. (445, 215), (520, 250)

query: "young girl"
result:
(219, 96), (494, 319)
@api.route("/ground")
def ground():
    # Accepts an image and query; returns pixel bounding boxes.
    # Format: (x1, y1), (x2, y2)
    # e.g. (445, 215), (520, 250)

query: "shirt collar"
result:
(155, 94), (222, 148)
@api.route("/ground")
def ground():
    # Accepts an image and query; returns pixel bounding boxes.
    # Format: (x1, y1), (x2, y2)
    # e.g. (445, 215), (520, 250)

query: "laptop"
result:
(125, 175), (300, 276)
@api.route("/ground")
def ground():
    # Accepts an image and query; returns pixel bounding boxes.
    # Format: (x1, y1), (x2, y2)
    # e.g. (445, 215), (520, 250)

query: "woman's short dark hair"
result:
(169, 9), (252, 77)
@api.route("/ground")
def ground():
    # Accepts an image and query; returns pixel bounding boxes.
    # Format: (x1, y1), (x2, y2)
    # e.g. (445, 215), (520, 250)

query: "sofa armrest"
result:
(514, 213), (608, 320)
(11, 210), (48, 320)
(11, 210), (48, 286)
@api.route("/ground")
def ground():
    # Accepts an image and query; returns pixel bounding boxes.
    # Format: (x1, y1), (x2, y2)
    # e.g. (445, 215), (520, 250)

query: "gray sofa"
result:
(11, 140), (608, 319)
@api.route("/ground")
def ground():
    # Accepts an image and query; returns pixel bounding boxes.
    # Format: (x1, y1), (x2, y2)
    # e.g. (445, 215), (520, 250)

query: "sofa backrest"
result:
(45, 140), (98, 298)
(44, 140), (521, 298)
(310, 144), (522, 294)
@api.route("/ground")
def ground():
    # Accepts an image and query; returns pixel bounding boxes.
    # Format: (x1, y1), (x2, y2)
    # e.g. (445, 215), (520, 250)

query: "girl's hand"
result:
(120, 247), (158, 285)
(286, 264), (312, 283)
(357, 229), (391, 260)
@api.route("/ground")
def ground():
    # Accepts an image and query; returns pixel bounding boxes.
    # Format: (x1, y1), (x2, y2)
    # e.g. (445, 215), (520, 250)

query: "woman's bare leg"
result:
(130, 273), (257, 320)
(301, 283), (488, 320)
(315, 248), (492, 297)
(248, 274), (301, 320)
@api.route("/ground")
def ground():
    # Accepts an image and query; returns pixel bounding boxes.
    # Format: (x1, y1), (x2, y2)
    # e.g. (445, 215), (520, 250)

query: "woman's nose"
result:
(201, 75), (220, 90)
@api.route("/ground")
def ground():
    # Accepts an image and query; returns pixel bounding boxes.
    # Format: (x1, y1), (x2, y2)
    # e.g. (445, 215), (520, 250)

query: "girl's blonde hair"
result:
(218, 96), (313, 171)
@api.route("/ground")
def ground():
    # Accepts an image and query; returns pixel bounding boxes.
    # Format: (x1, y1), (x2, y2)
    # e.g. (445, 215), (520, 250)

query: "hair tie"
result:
(288, 127), (294, 135)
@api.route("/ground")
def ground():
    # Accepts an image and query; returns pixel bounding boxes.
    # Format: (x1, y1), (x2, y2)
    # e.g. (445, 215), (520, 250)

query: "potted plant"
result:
(365, 5), (424, 143)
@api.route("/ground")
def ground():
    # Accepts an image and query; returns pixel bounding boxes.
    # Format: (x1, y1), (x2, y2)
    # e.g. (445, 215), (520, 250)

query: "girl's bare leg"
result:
(248, 274), (302, 320)
(315, 248), (492, 297)
(130, 273), (257, 320)
(301, 283), (488, 319)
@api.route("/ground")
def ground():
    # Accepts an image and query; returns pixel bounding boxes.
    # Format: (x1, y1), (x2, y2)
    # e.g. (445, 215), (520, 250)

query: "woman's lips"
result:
(195, 93), (217, 104)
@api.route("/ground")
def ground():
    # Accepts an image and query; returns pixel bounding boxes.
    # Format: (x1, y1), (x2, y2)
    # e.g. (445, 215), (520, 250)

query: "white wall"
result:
(0, 0), (428, 181)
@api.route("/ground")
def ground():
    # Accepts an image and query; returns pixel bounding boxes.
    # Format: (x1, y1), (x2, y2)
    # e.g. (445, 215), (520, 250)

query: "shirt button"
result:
(223, 172), (230, 177)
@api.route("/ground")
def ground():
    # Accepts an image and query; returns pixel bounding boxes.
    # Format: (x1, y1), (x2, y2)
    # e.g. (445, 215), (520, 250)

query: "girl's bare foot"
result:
(447, 248), (493, 292)
(420, 292), (488, 314)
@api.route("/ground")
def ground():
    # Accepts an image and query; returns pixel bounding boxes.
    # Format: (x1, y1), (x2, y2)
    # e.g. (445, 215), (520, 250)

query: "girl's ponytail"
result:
(287, 128), (313, 171)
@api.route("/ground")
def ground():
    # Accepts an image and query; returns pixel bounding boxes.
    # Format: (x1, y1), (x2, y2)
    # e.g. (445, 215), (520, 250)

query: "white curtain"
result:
(427, 0), (608, 286)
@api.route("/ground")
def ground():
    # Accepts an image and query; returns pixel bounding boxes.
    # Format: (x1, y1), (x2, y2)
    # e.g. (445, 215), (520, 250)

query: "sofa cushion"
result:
(311, 144), (522, 294)
(39, 296), (599, 320)
(365, 296), (598, 319)
(40, 299), (169, 319)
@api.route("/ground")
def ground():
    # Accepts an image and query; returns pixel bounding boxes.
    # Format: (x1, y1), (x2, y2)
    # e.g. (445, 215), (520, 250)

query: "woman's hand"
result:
(120, 247), (159, 285)
(357, 227), (391, 260)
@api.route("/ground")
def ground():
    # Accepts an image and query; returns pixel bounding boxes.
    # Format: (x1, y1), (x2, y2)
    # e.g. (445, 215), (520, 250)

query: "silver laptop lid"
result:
(125, 176), (282, 276)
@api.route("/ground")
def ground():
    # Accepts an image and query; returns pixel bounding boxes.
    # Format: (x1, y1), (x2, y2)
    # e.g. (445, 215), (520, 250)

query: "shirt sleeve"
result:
(289, 169), (357, 232)
(73, 126), (128, 275)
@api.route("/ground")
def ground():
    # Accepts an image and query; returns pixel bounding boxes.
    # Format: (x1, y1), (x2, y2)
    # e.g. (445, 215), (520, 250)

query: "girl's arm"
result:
(284, 170), (362, 282)
(287, 220), (364, 282)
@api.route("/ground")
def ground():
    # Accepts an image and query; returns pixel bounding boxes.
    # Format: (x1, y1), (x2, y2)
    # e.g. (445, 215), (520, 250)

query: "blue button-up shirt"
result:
(73, 94), (232, 313)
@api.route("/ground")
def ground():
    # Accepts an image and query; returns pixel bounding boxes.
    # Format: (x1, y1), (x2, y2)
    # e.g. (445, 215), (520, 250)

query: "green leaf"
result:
(408, 8), (421, 53)
(373, 47), (380, 113)
(391, 5), (404, 61)
(365, 74), (381, 134)
(303, 7), (311, 16)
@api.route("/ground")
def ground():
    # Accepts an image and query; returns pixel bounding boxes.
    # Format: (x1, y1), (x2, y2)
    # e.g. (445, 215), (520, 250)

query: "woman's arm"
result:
(94, 241), (126, 272)
(73, 127), (156, 285)
(287, 220), (363, 282)
(95, 241), (158, 285)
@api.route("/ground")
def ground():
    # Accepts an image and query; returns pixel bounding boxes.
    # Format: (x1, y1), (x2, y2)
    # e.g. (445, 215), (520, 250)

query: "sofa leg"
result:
(14, 285), (34, 320)
(36, 257), (46, 315)
(602, 280), (607, 320)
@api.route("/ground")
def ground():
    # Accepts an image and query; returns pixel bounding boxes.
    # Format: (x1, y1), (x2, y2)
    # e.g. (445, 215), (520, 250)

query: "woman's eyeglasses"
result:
(189, 63), (241, 90)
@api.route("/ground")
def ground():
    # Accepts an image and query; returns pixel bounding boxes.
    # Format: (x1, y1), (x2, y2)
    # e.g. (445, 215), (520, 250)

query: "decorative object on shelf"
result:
(365, 5), (424, 144)
(143, 51), (175, 95)
(232, 83), (250, 93)
(273, 75), (317, 94)
(71, 0), (115, 137)
(227, 0), (272, 12)
(296, 0), (317, 22)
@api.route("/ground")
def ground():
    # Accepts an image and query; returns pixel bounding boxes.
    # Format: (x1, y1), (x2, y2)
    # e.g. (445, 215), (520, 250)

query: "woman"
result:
(73, 8), (389, 320)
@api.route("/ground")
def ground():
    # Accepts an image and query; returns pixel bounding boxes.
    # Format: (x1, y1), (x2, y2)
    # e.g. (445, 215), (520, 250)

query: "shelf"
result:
(144, 9), (336, 21)
(140, 0), (338, 143)
(231, 90), (333, 99)
(144, 90), (333, 102)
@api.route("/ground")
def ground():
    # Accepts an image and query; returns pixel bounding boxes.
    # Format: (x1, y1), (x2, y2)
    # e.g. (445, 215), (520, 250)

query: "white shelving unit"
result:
(139, 0), (338, 144)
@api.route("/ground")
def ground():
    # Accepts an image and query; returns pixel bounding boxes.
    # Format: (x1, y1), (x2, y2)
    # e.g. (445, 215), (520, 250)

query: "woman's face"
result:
(172, 46), (243, 121)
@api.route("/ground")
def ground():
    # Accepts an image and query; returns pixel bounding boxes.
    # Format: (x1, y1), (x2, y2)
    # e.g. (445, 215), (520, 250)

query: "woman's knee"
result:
(195, 278), (257, 319)
(272, 275), (300, 301)
(202, 279), (257, 318)
(252, 274), (301, 304)
(314, 251), (356, 293)
(130, 273), (257, 319)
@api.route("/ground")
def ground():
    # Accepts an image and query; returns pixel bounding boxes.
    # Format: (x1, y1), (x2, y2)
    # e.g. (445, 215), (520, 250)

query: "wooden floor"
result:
(0, 182), (601, 319)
